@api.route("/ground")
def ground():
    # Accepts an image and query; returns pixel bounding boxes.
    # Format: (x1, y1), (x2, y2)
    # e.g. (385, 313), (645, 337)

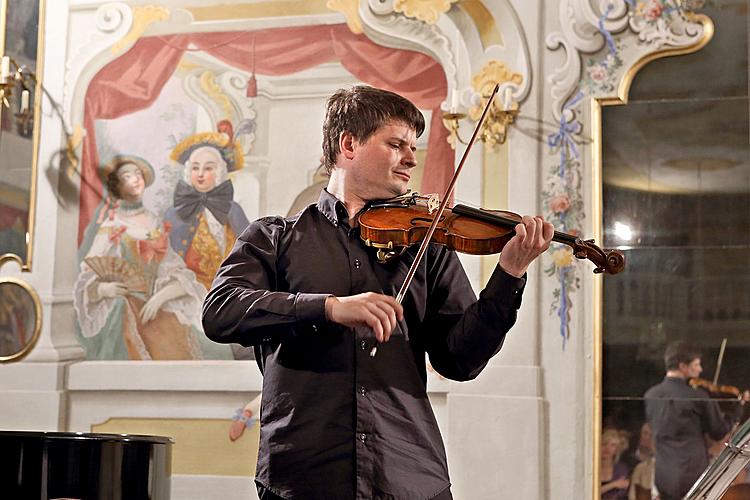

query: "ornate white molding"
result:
(545, 0), (709, 119)
(360, 0), (454, 69)
(327, 0), (363, 33)
(541, 0), (712, 348)
(219, 72), (258, 155)
(181, 69), (258, 155)
(393, 0), (458, 24)
(111, 5), (169, 55)
(359, 0), (532, 116)
(64, 2), (134, 130)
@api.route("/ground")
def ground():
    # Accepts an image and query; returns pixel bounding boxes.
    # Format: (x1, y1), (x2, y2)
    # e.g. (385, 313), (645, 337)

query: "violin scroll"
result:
(570, 238), (626, 275)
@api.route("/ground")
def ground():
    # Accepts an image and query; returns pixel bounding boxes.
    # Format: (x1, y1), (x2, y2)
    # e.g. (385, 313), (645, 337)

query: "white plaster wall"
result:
(444, 1), (549, 498)
(0, 0), (83, 435)
(540, 2), (597, 499)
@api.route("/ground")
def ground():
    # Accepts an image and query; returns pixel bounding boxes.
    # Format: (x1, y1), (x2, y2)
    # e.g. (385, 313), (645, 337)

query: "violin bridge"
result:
(426, 194), (440, 213)
(411, 193), (440, 213)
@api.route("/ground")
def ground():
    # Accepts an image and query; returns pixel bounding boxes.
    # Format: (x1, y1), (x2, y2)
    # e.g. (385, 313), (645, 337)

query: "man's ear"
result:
(339, 131), (357, 160)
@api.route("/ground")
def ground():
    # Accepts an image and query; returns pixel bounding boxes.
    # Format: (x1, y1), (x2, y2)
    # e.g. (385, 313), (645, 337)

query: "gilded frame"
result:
(0, 0), (46, 271)
(0, 276), (42, 362)
(590, 13), (715, 497)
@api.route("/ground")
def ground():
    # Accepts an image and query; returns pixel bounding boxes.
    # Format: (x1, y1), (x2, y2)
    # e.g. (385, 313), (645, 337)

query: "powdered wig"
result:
(182, 145), (229, 188)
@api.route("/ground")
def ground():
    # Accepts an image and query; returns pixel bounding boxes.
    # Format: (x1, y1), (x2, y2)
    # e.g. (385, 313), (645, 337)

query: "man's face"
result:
(601, 438), (619, 460)
(680, 357), (703, 379)
(639, 423), (653, 451)
(347, 121), (417, 200)
(189, 146), (222, 193)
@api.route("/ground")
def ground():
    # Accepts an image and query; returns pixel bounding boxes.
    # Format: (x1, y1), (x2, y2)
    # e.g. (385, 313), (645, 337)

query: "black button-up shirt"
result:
(644, 377), (738, 499)
(202, 190), (526, 500)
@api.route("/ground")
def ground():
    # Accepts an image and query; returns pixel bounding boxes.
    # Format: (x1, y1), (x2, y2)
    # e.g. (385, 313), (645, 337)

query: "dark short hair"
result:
(321, 85), (425, 173)
(664, 341), (701, 371)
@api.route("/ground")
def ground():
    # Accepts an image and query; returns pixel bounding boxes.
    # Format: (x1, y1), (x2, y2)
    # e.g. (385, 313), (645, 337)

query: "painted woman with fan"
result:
(73, 155), (223, 360)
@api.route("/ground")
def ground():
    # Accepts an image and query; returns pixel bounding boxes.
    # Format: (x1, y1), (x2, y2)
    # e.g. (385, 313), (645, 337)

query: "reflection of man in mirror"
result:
(165, 127), (250, 290)
(0, 284), (30, 357)
(644, 341), (748, 500)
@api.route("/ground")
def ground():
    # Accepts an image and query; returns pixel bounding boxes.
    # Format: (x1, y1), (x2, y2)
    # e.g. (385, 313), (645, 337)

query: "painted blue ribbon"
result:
(547, 92), (583, 170)
(597, 3), (617, 56)
(558, 267), (569, 349)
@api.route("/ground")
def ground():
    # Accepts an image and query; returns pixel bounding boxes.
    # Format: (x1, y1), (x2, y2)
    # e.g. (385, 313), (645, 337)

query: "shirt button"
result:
(354, 259), (361, 269)
(360, 340), (368, 351)
(312, 324), (318, 333)
(359, 386), (367, 396)
(358, 433), (367, 443)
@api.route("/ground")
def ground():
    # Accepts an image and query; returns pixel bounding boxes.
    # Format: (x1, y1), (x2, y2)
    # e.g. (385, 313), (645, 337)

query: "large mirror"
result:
(600, 1), (750, 499)
(0, 0), (44, 270)
(0, 277), (42, 362)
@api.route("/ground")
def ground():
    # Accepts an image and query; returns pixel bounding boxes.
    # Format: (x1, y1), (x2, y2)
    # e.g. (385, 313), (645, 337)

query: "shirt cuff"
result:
(294, 293), (330, 334)
(480, 264), (527, 309)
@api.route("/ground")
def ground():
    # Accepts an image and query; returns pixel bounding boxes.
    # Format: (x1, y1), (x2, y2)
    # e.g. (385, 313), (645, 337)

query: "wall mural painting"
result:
(72, 24), (450, 360)
(544, 0), (706, 349)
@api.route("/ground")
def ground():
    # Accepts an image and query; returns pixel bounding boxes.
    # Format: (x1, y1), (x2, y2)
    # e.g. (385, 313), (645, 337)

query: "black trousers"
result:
(256, 484), (454, 500)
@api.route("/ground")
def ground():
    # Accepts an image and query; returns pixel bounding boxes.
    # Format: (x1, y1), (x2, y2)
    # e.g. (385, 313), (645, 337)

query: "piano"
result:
(0, 430), (172, 499)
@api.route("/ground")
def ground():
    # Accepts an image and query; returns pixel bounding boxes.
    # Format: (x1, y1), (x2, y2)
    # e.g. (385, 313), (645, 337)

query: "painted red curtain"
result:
(79, 24), (451, 242)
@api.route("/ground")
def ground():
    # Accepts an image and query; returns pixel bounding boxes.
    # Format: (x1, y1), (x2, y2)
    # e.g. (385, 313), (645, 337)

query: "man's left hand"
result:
(498, 215), (554, 278)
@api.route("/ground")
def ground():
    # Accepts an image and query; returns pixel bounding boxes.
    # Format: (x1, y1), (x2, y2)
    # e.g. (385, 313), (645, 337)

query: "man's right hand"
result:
(325, 293), (404, 343)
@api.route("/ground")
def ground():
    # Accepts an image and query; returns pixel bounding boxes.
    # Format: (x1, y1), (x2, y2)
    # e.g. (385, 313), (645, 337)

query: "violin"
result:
(689, 377), (743, 399)
(358, 194), (625, 275)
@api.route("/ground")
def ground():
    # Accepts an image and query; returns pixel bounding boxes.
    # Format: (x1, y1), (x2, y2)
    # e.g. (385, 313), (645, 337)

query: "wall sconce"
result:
(442, 86), (519, 149)
(0, 55), (36, 138)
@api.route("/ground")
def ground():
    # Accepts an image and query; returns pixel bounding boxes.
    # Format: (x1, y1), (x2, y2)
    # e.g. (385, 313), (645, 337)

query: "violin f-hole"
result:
(411, 215), (445, 225)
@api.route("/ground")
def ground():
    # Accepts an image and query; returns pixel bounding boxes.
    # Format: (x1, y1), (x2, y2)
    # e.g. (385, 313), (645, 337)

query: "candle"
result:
(0, 56), (9, 84)
(455, 30), (460, 73)
(502, 86), (513, 111)
(20, 89), (29, 113)
(450, 88), (459, 112)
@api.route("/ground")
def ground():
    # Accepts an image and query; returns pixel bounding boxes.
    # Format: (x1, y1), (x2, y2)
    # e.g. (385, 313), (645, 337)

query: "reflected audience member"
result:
(624, 422), (655, 470)
(644, 341), (747, 500)
(601, 428), (630, 499)
(628, 456), (656, 500)
(626, 423), (657, 500)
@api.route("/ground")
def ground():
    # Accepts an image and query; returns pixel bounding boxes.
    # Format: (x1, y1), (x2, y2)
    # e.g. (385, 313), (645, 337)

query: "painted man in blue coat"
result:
(165, 131), (249, 290)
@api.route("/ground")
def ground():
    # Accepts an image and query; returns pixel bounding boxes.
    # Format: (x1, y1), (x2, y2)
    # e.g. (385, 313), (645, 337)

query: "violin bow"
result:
(712, 337), (728, 386)
(370, 83), (500, 357)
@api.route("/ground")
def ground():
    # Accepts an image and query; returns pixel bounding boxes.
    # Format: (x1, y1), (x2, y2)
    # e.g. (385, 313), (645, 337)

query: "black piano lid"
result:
(0, 430), (174, 443)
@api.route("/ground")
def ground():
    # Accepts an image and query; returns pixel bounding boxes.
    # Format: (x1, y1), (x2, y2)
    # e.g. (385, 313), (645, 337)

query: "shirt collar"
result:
(317, 189), (350, 227)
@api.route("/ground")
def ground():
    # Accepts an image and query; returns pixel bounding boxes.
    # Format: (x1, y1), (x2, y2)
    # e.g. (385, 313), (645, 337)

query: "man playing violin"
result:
(202, 85), (554, 500)
(644, 341), (748, 500)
